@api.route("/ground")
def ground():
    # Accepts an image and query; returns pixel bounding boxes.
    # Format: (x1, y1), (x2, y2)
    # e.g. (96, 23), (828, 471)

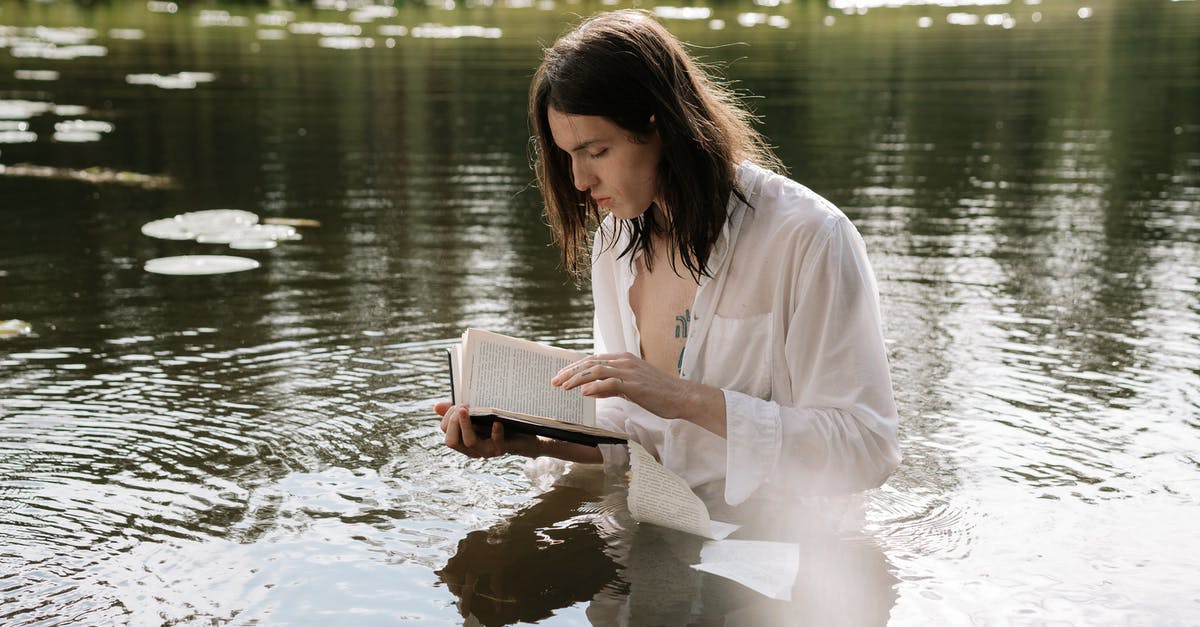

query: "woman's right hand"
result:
(436, 401), (541, 459)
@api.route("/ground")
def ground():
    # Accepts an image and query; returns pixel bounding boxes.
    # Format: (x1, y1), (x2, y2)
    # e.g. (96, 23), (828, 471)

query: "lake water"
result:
(2, 0), (1198, 624)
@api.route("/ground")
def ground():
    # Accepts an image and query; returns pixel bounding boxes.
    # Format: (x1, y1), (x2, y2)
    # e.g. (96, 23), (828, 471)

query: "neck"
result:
(648, 201), (674, 237)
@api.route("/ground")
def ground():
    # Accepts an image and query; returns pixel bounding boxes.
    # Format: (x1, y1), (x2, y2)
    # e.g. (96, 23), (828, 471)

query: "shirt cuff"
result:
(723, 388), (781, 506)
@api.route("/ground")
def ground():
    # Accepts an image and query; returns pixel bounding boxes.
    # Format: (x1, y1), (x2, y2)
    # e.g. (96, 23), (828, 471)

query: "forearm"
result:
(673, 379), (728, 438)
(532, 438), (604, 464)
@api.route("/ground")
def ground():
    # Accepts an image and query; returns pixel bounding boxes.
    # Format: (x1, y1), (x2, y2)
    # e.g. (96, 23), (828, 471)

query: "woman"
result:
(438, 10), (900, 508)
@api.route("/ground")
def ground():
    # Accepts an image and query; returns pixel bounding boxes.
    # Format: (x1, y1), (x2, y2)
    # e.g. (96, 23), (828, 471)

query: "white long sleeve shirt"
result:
(591, 162), (900, 507)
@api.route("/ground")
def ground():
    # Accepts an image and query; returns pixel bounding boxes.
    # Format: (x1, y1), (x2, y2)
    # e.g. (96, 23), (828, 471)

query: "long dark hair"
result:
(530, 9), (781, 281)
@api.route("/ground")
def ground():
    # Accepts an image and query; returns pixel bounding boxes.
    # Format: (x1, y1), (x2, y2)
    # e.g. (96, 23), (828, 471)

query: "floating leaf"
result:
(140, 218), (193, 240)
(0, 319), (33, 338)
(144, 255), (260, 275)
(141, 210), (311, 247)
(228, 239), (278, 250)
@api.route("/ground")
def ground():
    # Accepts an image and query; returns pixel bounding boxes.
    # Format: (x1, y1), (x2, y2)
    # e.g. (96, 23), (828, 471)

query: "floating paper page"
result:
(691, 539), (801, 601)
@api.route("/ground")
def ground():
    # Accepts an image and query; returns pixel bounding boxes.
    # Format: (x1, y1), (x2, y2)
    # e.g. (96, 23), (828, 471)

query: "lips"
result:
(592, 196), (612, 207)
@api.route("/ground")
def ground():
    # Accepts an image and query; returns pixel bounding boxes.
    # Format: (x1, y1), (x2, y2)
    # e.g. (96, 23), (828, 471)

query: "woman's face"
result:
(546, 107), (663, 221)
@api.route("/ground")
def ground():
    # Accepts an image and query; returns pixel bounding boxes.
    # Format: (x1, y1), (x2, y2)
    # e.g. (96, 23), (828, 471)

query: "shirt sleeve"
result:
(723, 216), (901, 505)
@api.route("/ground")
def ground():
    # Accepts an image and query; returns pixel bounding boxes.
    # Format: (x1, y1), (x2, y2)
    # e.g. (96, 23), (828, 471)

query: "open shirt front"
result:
(590, 162), (901, 507)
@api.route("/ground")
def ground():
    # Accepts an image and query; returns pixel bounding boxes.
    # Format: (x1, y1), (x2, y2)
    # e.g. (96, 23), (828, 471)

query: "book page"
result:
(627, 441), (738, 540)
(462, 329), (593, 425)
(691, 539), (800, 601)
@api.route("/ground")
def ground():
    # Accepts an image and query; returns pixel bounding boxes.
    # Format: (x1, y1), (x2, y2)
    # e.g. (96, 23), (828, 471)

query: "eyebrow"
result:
(571, 139), (600, 152)
(564, 138), (605, 153)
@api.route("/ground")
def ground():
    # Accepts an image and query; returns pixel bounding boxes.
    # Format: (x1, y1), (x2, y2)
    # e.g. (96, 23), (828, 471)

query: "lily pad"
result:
(144, 255), (260, 275)
(141, 209), (259, 241)
(53, 130), (103, 143)
(0, 319), (33, 338)
(228, 239), (278, 250)
(141, 210), (313, 250)
(194, 223), (295, 244)
(176, 209), (259, 233)
(140, 217), (193, 240)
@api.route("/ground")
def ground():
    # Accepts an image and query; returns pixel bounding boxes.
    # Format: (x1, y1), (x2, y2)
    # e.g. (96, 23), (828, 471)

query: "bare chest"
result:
(628, 254), (698, 377)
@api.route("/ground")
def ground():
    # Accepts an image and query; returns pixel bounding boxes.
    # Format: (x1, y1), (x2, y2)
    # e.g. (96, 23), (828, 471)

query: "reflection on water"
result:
(438, 483), (623, 625)
(437, 469), (899, 626)
(2, 0), (1199, 624)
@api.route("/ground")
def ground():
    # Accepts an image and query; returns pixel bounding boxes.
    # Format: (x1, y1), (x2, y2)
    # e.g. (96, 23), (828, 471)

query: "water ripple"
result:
(0, 330), (491, 622)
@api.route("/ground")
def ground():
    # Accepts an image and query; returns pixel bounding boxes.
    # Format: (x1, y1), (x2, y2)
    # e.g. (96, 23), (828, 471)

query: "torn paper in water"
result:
(692, 539), (801, 601)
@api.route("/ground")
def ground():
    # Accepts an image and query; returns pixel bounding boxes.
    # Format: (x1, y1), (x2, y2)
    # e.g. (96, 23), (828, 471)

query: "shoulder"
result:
(734, 162), (852, 248)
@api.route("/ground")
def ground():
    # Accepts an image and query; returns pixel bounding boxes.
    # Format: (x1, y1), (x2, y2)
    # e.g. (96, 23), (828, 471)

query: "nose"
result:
(571, 157), (595, 192)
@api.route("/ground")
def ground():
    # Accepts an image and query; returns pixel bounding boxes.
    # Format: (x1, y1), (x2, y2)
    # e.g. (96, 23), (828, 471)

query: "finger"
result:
(441, 403), (467, 433)
(563, 363), (617, 390)
(582, 375), (626, 398)
(491, 421), (506, 454)
(458, 410), (479, 448)
(434, 401), (453, 416)
(560, 368), (586, 390)
(553, 358), (589, 385)
(444, 411), (466, 451)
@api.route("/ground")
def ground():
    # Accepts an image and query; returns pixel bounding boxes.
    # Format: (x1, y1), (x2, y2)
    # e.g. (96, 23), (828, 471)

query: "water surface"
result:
(2, 0), (1199, 624)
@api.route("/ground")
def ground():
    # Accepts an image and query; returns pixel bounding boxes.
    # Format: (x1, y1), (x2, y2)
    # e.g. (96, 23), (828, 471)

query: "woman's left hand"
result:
(551, 352), (727, 436)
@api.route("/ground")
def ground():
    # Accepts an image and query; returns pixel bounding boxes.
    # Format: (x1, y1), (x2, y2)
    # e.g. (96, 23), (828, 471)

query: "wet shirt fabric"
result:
(591, 162), (901, 506)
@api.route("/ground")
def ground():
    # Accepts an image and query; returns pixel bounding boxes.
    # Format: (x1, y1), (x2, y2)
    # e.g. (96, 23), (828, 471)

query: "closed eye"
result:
(588, 148), (608, 160)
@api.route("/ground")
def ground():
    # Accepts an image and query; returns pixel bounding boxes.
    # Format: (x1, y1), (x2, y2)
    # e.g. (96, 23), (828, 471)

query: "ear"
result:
(631, 115), (660, 145)
(645, 114), (660, 140)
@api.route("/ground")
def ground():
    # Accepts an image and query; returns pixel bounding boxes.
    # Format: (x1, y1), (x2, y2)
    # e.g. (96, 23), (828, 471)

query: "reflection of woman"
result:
(436, 484), (623, 625)
(437, 471), (898, 626)
(438, 9), (900, 508)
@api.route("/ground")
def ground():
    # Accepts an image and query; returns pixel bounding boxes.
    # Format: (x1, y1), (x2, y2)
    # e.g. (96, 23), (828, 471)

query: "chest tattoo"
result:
(675, 308), (691, 370)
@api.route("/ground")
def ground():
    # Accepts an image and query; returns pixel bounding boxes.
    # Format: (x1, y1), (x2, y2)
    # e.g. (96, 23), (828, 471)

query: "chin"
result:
(610, 206), (650, 221)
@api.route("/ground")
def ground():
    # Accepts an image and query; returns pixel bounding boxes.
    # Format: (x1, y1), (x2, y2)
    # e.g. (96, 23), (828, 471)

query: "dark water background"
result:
(2, 0), (1198, 624)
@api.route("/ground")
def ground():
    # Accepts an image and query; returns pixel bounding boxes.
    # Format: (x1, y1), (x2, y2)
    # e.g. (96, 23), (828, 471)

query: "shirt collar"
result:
(699, 162), (759, 286)
(614, 162), (760, 283)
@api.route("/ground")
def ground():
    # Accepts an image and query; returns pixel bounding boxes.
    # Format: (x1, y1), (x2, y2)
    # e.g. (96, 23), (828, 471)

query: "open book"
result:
(448, 329), (627, 447)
